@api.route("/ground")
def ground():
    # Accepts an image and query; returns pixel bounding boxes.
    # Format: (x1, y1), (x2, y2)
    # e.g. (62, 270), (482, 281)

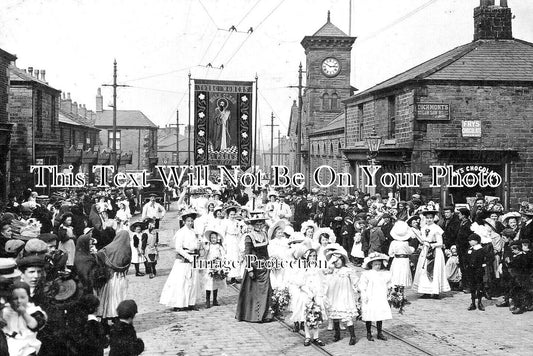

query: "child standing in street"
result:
(324, 245), (360, 346)
(203, 228), (227, 308)
(358, 252), (393, 341)
(109, 300), (144, 356)
(143, 218), (159, 279)
(465, 233), (487, 311)
(388, 221), (415, 288)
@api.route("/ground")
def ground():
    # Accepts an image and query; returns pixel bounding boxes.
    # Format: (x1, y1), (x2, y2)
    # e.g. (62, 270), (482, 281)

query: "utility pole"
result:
(265, 112), (278, 172)
(176, 110), (185, 164)
(188, 72), (192, 166)
(277, 130), (281, 165)
(297, 62), (303, 172)
(102, 59), (129, 172)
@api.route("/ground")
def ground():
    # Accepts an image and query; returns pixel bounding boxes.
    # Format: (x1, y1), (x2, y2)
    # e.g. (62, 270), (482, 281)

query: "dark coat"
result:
(518, 220), (533, 241)
(109, 321), (144, 356)
(440, 214), (461, 249)
(339, 223), (355, 254)
(456, 219), (472, 253)
(294, 199), (310, 224)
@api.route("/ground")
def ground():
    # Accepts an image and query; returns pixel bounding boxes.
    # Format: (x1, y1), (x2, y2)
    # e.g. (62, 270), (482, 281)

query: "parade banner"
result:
(194, 79), (253, 169)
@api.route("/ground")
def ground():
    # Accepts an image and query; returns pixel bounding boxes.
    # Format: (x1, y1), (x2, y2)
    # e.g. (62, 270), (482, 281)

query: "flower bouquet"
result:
(208, 259), (228, 281)
(270, 287), (290, 318)
(305, 298), (323, 329)
(388, 285), (407, 314)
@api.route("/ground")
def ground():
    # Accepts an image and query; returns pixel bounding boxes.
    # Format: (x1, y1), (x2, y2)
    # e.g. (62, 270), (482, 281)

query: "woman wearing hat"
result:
(56, 213), (76, 269)
(115, 200), (132, 231)
(95, 230), (132, 321)
(130, 221), (148, 277)
(359, 252), (393, 341)
(160, 210), (201, 311)
(236, 214), (273, 323)
(412, 209), (450, 298)
(388, 221), (415, 288)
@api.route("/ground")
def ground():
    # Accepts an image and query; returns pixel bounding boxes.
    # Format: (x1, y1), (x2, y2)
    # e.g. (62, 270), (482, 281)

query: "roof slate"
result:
(349, 39), (533, 100)
(95, 110), (157, 128)
(311, 113), (344, 135)
(313, 21), (348, 37)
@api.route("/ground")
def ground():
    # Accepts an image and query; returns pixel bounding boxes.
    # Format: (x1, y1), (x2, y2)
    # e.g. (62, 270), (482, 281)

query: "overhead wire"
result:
(198, 0), (219, 29)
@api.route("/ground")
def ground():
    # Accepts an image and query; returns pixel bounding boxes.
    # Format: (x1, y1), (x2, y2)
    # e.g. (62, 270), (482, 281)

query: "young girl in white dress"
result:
(202, 228), (226, 308)
(388, 221), (415, 288)
(358, 252), (393, 341)
(324, 245), (359, 346)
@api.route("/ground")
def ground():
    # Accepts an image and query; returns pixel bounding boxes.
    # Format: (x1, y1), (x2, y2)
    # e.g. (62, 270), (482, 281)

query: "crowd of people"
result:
(160, 185), (533, 348)
(0, 187), (154, 355)
(0, 181), (532, 353)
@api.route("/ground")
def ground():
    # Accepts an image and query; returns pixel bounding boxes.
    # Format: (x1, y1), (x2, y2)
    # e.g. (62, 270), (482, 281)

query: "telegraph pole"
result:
(188, 72), (192, 166)
(102, 59), (129, 172)
(265, 112), (278, 172)
(277, 130), (281, 165)
(176, 110), (185, 164)
(297, 62), (303, 172)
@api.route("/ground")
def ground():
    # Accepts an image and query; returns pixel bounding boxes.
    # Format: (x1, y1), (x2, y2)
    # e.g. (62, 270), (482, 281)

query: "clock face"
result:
(322, 57), (340, 77)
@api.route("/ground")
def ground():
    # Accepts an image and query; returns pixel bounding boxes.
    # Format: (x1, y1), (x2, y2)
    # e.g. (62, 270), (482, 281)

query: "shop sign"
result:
(462, 120), (481, 137)
(415, 103), (450, 121)
(35, 159), (44, 165)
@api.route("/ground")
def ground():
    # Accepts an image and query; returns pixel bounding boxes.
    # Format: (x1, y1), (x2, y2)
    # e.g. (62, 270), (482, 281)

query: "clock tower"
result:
(301, 11), (356, 136)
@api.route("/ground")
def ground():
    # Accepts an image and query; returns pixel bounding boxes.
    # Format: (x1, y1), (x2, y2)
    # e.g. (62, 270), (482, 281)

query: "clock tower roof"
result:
(312, 11), (348, 37)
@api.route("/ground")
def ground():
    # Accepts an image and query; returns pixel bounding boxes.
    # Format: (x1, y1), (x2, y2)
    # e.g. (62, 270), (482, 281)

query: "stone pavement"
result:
(123, 206), (533, 355)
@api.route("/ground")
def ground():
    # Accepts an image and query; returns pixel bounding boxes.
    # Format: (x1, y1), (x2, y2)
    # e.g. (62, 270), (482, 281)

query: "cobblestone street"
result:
(125, 207), (533, 356)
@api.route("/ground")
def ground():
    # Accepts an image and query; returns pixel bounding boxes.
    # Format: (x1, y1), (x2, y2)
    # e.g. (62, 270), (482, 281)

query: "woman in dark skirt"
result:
(236, 215), (273, 323)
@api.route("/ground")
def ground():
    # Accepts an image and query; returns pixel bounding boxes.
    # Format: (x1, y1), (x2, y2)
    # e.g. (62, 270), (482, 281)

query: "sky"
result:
(1, 0), (533, 152)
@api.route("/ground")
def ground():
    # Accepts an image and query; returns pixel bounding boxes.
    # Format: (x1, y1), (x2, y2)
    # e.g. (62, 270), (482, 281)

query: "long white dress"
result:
(412, 223), (451, 294)
(290, 268), (327, 323)
(326, 266), (360, 322)
(388, 240), (415, 287)
(203, 243), (227, 291)
(160, 226), (201, 308)
(224, 218), (242, 279)
(358, 269), (393, 322)
(268, 237), (292, 289)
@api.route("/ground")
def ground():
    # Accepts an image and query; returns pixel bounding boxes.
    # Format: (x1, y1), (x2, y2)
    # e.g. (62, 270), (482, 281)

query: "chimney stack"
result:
(72, 102), (78, 116)
(41, 69), (46, 82)
(474, 0), (513, 41)
(96, 87), (103, 112)
(61, 92), (72, 113)
(79, 104), (86, 118)
(35, 69), (40, 79)
(27, 67), (33, 76)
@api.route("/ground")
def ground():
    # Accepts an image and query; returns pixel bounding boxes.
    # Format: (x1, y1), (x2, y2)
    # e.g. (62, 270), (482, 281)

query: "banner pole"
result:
(253, 74), (258, 210)
(188, 72), (192, 205)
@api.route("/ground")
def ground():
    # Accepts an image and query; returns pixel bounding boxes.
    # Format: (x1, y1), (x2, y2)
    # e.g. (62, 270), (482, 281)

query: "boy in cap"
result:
(109, 300), (144, 356)
(465, 233), (487, 311)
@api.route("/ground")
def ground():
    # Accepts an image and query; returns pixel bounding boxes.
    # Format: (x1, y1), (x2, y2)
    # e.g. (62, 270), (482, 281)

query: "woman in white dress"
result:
(388, 221), (415, 288)
(115, 200), (132, 231)
(160, 210), (202, 311)
(224, 206), (242, 284)
(412, 209), (450, 298)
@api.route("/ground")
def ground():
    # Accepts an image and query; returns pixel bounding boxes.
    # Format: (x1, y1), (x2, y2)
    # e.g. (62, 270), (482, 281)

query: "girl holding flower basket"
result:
(290, 239), (327, 347)
(324, 244), (360, 346)
(203, 228), (227, 308)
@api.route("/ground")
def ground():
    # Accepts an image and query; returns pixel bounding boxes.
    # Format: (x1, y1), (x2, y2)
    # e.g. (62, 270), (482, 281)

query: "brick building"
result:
(287, 12), (355, 192)
(9, 66), (62, 195)
(157, 125), (194, 166)
(59, 93), (102, 176)
(343, 0), (533, 209)
(94, 88), (157, 172)
(0, 48), (16, 199)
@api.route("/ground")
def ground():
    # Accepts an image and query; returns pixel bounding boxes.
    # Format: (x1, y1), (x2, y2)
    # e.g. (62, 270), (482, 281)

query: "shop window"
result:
(388, 96), (396, 139)
(317, 144), (320, 156)
(108, 130), (121, 150)
(359, 122), (364, 141)
(330, 143), (334, 156)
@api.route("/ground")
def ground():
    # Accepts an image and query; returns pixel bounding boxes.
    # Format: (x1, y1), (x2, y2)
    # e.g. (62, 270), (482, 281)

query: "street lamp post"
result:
(366, 127), (382, 165)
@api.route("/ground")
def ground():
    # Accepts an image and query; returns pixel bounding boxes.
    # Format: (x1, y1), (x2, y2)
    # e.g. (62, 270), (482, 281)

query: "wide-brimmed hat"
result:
(16, 254), (46, 270)
(246, 213), (267, 224)
(362, 252), (389, 269)
(300, 220), (318, 235)
(268, 220), (288, 240)
(54, 279), (77, 301)
(204, 228), (224, 243)
(283, 225), (295, 237)
(419, 206), (438, 216)
(180, 209), (198, 221)
(324, 244), (349, 263)
(502, 211), (521, 225)
(406, 215), (421, 226)
(313, 227), (336, 244)
(0, 258), (22, 278)
(130, 221), (146, 232)
(390, 221), (413, 241)
(83, 227), (94, 235)
(520, 207), (533, 217)
(225, 205), (240, 215)
(24, 239), (48, 254)
(5, 240), (25, 256)
(288, 231), (305, 245)
(213, 205), (225, 214)
(292, 238), (317, 259)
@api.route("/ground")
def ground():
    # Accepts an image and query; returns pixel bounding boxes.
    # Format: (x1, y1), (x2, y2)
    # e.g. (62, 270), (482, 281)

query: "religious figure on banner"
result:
(210, 98), (232, 151)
